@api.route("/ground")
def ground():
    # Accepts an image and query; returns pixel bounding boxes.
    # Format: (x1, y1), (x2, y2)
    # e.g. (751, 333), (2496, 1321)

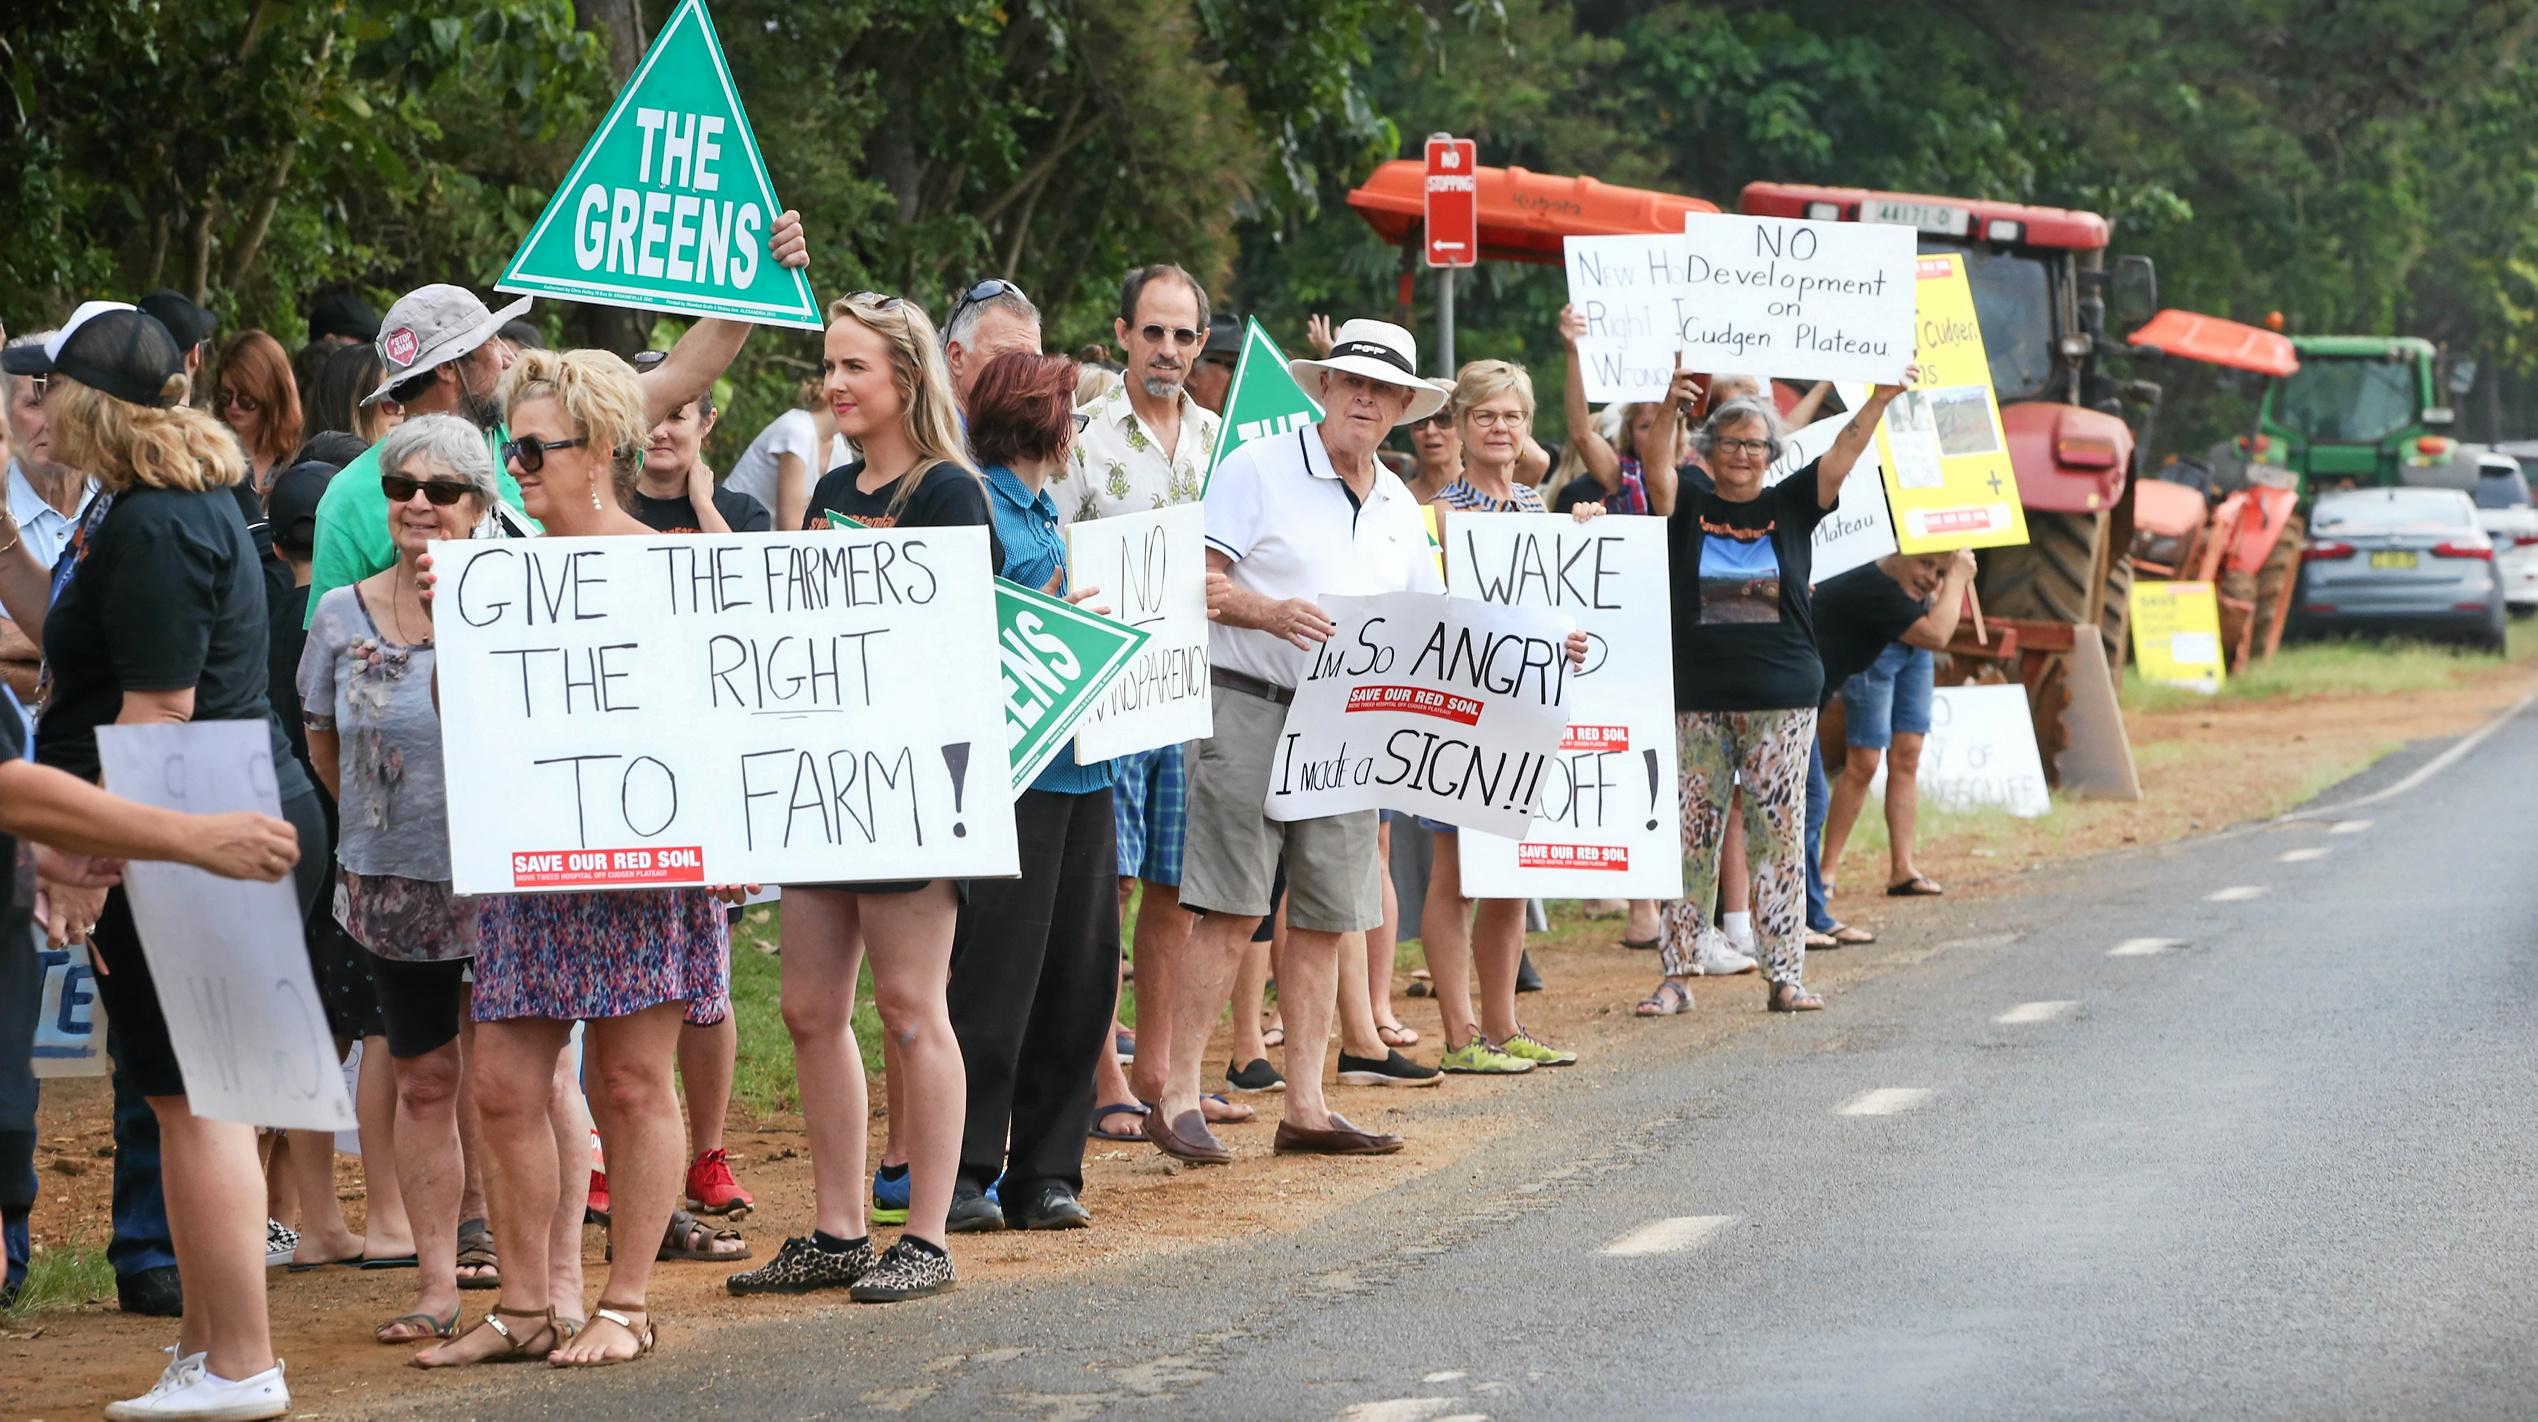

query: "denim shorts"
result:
(1839, 642), (1934, 750)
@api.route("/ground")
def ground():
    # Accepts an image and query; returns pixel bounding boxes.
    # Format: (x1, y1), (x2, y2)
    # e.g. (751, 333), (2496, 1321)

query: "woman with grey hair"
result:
(1637, 372), (1915, 1020)
(298, 413), (496, 1345)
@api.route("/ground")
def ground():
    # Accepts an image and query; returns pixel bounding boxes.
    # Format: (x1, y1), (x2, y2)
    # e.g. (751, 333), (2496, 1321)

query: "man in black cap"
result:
(296, 293), (383, 396)
(1188, 312), (1242, 415)
(135, 288), (217, 394)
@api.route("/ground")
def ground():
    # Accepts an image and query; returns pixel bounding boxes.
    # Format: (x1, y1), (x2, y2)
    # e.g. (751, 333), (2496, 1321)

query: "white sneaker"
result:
(106, 1357), (288, 1420)
(1690, 940), (1758, 976)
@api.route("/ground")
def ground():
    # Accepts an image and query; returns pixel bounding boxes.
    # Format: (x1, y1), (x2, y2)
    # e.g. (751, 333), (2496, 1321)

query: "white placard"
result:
(1765, 410), (1900, 580)
(1266, 592), (1575, 838)
(1679, 213), (1916, 386)
(432, 530), (1019, 893)
(94, 721), (356, 1131)
(1895, 683), (2051, 818)
(1564, 234), (1693, 403)
(1446, 515), (1683, 896)
(29, 926), (109, 1079)
(1065, 504), (1212, 761)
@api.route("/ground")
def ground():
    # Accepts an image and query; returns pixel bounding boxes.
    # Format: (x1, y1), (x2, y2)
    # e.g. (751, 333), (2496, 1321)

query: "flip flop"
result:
(1806, 930), (1838, 951)
(376, 1309), (460, 1344)
(286, 1254), (362, 1273)
(358, 1254), (421, 1271)
(1618, 935), (1661, 950)
(1831, 924), (1877, 946)
(1090, 1102), (1149, 1141)
(1375, 1023), (1420, 1048)
(1886, 875), (1944, 897)
(456, 1217), (499, 1290)
(1261, 1025), (1285, 1049)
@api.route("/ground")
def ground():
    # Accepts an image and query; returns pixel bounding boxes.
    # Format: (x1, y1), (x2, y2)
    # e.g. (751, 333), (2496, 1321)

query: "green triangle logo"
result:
(1207, 319), (1326, 490)
(995, 578), (1149, 793)
(497, 0), (820, 330)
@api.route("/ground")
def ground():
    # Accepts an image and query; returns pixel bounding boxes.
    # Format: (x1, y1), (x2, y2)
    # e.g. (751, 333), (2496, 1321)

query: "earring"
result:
(589, 482), (603, 512)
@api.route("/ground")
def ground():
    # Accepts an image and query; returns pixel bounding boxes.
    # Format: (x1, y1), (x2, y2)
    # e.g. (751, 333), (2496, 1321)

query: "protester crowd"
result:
(1, 227), (1965, 1416)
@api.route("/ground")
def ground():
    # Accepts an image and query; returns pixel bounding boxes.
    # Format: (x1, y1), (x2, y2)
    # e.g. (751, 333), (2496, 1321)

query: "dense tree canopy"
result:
(6, 0), (2538, 453)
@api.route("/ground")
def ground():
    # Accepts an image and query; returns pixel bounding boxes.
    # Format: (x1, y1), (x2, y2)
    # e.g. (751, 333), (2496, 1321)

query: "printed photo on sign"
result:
(1864, 254), (2030, 552)
(1699, 528), (1783, 624)
(1929, 386), (2001, 455)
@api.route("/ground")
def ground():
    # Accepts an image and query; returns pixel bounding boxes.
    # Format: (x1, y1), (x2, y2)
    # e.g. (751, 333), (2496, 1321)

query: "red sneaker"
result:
(685, 1147), (754, 1216)
(585, 1167), (611, 1225)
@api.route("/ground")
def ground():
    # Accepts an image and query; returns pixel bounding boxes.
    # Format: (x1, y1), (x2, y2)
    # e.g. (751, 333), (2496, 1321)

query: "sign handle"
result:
(1968, 583), (1988, 645)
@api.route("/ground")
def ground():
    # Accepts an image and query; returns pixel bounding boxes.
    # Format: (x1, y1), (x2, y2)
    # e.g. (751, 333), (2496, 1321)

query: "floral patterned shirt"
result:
(1052, 382), (1221, 526)
(298, 584), (451, 881)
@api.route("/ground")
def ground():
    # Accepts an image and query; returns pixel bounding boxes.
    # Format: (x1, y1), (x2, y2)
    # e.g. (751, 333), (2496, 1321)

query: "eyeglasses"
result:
(843, 291), (904, 313)
(1072, 412), (1091, 433)
(1714, 437), (1773, 455)
(218, 388), (261, 415)
(1465, 409), (1526, 429)
(499, 435), (587, 473)
(1137, 323), (1203, 348)
(945, 278), (1025, 333)
(16, 375), (46, 405)
(381, 473), (476, 506)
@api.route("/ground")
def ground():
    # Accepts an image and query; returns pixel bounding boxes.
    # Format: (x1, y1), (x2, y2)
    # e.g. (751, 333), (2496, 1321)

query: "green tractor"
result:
(2229, 335), (2474, 493)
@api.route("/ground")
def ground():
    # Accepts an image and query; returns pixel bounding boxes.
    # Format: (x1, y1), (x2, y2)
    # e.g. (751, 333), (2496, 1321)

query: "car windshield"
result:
(2272, 356), (2418, 444)
(1925, 241), (2055, 399)
(2311, 488), (2474, 531)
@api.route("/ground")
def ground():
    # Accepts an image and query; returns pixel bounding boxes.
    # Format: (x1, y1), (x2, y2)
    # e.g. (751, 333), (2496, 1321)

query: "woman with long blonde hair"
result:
(724, 292), (986, 1304)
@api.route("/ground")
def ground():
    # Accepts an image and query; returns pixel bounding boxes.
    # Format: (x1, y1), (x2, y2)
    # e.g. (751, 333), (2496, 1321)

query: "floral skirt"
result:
(339, 871), (479, 963)
(471, 889), (731, 1024)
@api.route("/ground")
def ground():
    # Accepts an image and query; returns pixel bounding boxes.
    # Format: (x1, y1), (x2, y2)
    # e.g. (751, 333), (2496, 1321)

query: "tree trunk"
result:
(566, 0), (655, 354)
(574, 0), (647, 83)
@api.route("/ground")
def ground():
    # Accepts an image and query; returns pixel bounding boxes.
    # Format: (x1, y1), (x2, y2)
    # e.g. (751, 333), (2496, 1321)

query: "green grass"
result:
(2118, 619), (2538, 713)
(3, 1238), (112, 1318)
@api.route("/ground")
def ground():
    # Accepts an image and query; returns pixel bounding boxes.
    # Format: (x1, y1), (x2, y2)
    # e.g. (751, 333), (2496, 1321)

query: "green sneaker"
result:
(1438, 1036), (1535, 1074)
(871, 1166), (911, 1227)
(1500, 1028), (1578, 1068)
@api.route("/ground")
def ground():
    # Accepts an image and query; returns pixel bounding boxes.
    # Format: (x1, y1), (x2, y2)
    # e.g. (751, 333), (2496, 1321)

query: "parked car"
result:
(2292, 486), (2507, 653)
(2470, 451), (2538, 617)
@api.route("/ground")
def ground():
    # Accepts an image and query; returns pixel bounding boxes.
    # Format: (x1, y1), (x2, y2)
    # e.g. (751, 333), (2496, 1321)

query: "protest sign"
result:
(29, 929), (108, 1079)
(1563, 233), (1692, 402)
(1209, 319), (1324, 485)
(1678, 213), (1916, 386)
(1064, 504), (1210, 762)
(497, 0), (820, 330)
(433, 529), (1019, 892)
(1765, 410), (1900, 580)
(1266, 592), (1576, 838)
(2129, 580), (2226, 694)
(1878, 683), (2052, 818)
(94, 722), (356, 1131)
(1870, 255), (2029, 552)
(995, 577), (1146, 792)
(1445, 515), (1683, 896)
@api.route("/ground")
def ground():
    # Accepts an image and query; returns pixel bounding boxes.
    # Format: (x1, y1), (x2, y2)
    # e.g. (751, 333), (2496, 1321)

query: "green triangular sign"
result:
(996, 577), (1149, 794)
(1206, 319), (1326, 489)
(497, 0), (820, 330)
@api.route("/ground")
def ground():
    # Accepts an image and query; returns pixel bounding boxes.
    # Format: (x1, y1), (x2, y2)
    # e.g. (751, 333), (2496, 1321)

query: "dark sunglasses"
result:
(218, 388), (261, 414)
(381, 473), (476, 506)
(499, 435), (587, 473)
(1137, 323), (1202, 347)
(946, 278), (1025, 333)
(1072, 411), (1092, 433)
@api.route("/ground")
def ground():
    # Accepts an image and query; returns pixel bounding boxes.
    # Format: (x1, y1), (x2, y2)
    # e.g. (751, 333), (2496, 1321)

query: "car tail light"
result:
(2058, 437), (2119, 469)
(2455, 602), (2492, 612)
(2433, 541), (2494, 560)
(2303, 603), (2337, 615)
(2302, 541), (2356, 561)
(2512, 533), (2538, 547)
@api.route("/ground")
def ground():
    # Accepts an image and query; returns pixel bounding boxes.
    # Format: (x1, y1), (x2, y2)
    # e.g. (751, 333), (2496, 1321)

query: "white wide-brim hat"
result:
(1288, 319), (1450, 424)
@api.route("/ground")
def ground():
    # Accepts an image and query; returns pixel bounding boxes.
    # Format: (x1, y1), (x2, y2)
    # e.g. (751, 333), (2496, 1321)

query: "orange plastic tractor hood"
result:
(1346, 160), (1720, 265)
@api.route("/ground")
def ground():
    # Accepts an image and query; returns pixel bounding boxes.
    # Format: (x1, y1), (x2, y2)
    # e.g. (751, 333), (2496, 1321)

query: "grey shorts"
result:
(1178, 683), (1382, 933)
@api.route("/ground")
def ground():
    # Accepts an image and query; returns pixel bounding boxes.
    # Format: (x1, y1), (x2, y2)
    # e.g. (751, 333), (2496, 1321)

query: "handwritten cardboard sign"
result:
(1564, 233), (1693, 403)
(1444, 514), (1683, 895)
(431, 530), (1019, 892)
(1266, 592), (1576, 837)
(1764, 410), (1900, 580)
(1871, 255), (2029, 552)
(95, 721), (356, 1131)
(1679, 213), (1916, 386)
(1888, 683), (2052, 818)
(1064, 503), (1211, 762)
(29, 928), (109, 1079)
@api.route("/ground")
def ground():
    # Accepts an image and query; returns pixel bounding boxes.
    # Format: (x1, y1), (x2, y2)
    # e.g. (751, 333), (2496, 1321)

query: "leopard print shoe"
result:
(847, 1240), (957, 1303)
(725, 1235), (875, 1295)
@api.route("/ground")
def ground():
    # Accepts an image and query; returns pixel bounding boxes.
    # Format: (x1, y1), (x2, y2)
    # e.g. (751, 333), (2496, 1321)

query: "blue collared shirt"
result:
(984, 463), (1112, 795)
(7, 459), (97, 577)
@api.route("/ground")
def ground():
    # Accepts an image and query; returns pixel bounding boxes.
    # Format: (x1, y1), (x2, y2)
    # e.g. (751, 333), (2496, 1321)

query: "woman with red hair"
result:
(213, 330), (304, 488)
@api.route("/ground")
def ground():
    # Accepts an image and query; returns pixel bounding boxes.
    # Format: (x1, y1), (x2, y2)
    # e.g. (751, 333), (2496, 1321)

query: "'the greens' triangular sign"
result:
(497, 0), (820, 330)
(1206, 318), (1326, 490)
(996, 578), (1149, 795)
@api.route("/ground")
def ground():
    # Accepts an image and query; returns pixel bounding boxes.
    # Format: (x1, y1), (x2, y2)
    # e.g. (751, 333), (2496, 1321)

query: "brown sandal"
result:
(410, 1306), (556, 1368)
(550, 1299), (654, 1368)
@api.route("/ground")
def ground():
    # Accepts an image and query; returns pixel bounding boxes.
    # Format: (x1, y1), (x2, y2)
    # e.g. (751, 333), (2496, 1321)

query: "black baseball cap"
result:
(1202, 313), (1242, 361)
(0, 303), (187, 408)
(136, 289), (216, 351)
(307, 292), (381, 344)
(266, 460), (338, 554)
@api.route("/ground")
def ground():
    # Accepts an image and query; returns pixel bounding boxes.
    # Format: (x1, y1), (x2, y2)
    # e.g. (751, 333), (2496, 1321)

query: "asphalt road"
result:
(441, 700), (2538, 1421)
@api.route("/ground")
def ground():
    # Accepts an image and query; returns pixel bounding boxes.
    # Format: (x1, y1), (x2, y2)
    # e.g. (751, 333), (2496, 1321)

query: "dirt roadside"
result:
(11, 657), (2533, 1420)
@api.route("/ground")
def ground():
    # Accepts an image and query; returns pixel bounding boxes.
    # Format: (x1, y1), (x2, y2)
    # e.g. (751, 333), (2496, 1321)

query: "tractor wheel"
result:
(1978, 510), (2131, 665)
(2249, 512), (2304, 660)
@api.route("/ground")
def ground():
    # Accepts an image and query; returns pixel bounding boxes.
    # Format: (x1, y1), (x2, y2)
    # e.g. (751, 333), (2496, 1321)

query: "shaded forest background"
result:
(9, 0), (2538, 457)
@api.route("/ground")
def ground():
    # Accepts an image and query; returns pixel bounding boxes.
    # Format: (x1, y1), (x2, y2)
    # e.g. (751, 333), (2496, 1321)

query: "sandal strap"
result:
(484, 1307), (548, 1345)
(593, 1300), (646, 1329)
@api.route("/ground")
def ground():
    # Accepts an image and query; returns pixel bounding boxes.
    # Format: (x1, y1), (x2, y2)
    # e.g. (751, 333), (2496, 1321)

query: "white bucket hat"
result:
(363, 284), (532, 405)
(1288, 319), (1449, 424)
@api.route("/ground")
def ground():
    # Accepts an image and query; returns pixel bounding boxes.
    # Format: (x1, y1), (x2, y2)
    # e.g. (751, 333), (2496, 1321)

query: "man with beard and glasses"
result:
(302, 210), (807, 622)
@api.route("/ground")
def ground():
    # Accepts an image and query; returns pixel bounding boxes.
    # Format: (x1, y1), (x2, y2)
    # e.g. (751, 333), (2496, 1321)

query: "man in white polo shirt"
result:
(1151, 319), (1446, 1164)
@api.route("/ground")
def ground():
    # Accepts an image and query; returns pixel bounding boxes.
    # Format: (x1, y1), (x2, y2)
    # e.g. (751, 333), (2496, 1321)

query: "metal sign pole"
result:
(1438, 267), (1456, 375)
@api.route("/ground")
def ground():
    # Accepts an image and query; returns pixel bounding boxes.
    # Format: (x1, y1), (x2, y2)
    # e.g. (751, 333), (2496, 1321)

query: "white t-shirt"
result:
(725, 408), (854, 524)
(1203, 424), (1444, 689)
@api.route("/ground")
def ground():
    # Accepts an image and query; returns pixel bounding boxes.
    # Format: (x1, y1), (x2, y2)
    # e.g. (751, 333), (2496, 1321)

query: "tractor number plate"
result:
(1863, 199), (1972, 237)
(2370, 550), (2418, 570)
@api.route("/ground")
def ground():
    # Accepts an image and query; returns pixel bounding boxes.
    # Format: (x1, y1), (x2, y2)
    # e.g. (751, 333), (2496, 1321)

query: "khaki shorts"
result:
(1178, 683), (1382, 933)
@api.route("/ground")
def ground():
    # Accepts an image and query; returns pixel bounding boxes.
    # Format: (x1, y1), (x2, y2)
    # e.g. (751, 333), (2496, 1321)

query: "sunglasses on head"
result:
(1136, 323), (1202, 348)
(381, 473), (475, 506)
(499, 435), (587, 473)
(843, 290), (904, 313)
(946, 278), (1025, 332)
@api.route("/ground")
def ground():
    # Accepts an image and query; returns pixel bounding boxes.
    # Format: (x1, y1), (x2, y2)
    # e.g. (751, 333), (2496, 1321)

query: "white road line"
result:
(2108, 937), (2182, 957)
(2206, 885), (2268, 902)
(2330, 818), (2373, 834)
(1337, 1400), (1460, 1422)
(1995, 1000), (2078, 1025)
(2278, 846), (2331, 863)
(1601, 1215), (1736, 1257)
(1838, 1088), (1935, 1116)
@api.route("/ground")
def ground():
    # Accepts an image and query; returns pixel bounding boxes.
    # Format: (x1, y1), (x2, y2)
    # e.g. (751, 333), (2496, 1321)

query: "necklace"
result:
(385, 573), (429, 647)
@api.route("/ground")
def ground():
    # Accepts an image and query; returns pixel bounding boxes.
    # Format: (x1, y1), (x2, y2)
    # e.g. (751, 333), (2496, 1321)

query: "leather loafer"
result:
(1144, 1108), (1233, 1166)
(1273, 1114), (1404, 1156)
(1019, 1185), (1090, 1231)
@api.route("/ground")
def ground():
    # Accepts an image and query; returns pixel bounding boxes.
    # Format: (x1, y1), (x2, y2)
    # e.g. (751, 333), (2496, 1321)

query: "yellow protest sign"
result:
(1874, 255), (2028, 553)
(2128, 580), (2226, 693)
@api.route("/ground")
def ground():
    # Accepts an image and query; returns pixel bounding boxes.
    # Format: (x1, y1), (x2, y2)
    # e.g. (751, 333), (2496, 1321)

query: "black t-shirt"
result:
(803, 459), (1002, 568)
(1665, 465), (1834, 712)
(36, 485), (312, 799)
(1812, 564), (1930, 696)
(629, 485), (772, 535)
